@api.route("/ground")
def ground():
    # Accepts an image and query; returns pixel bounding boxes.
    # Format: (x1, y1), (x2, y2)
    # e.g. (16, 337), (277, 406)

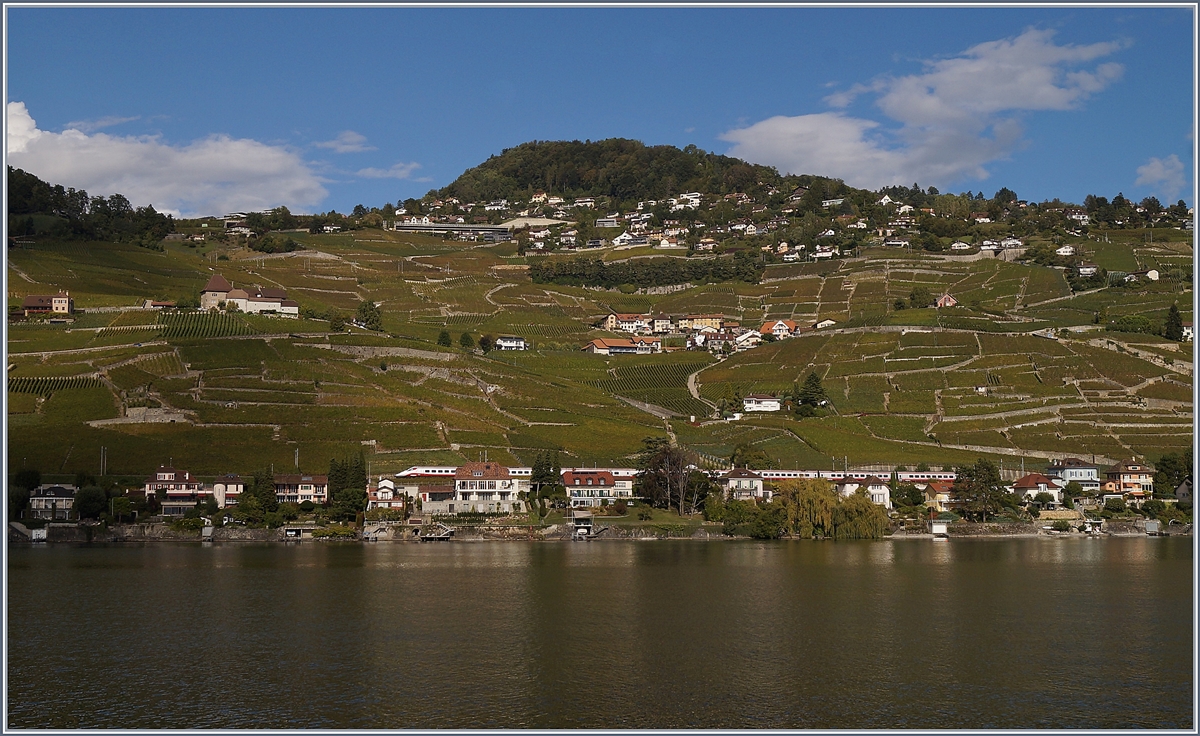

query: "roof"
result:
(215, 474), (243, 483)
(226, 288), (249, 300)
(760, 319), (798, 333)
(1108, 459), (1151, 474)
(31, 485), (76, 499)
(202, 273), (233, 293)
(721, 468), (763, 480)
(21, 294), (66, 309)
(454, 462), (511, 481)
(743, 393), (777, 401)
(1013, 473), (1055, 489)
(564, 470), (616, 483)
(146, 465), (194, 482)
(925, 480), (954, 494)
(1047, 457), (1097, 469)
(611, 312), (646, 321)
(254, 287), (288, 300)
(585, 337), (661, 349)
(274, 474), (329, 485)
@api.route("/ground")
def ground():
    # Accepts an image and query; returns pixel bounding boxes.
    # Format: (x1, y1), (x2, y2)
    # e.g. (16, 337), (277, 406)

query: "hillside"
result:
(5, 165), (1194, 488)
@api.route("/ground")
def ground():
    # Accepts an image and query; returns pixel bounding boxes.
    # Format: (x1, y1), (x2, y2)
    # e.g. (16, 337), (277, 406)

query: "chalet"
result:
(1076, 263), (1099, 277)
(760, 319), (798, 339)
(935, 294), (958, 309)
(811, 249), (834, 260)
(582, 337), (662, 355)
(789, 186), (810, 202)
(742, 394), (781, 412)
(821, 198), (845, 208)
(782, 252), (800, 262)
(720, 468), (768, 501)
(735, 330), (762, 349)
(21, 292), (74, 317)
(949, 241), (972, 251)
(1064, 208), (1090, 223)
(897, 204), (914, 214)
(813, 319), (837, 330)
(145, 465), (204, 517)
(494, 336), (527, 351)
(451, 461), (526, 514)
(1055, 245), (1076, 257)
(883, 238), (910, 248)
(563, 469), (634, 508)
(611, 232), (635, 246)
(1000, 237), (1023, 248)
(574, 198), (596, 208)
(274, 474), (330, 505)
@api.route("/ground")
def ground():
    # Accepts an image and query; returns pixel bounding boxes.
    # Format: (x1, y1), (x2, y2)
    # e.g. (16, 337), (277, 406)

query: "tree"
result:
(1165, 302), (1184, 341)
(909, 286), (934, 308)
(636, 438), (695, 513)
(729, 443), (773, 469)
(459, 332), (475, 349)
(1154, 449), (1193, 496)
(1033, 491), (1055, 506)
(952, 458), (1005, 522)
(9, 485), (30, 520)
(478, 334), (493, 353)
(437, 330), (452, 347)
(356, 300), (382, 331)
(111, 496), (133, 523)
(797, 371), (827, 407)
(74, 486), (108, 520)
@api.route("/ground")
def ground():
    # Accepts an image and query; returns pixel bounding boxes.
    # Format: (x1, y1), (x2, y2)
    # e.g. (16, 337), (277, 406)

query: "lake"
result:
(5, 538), (1193, 728)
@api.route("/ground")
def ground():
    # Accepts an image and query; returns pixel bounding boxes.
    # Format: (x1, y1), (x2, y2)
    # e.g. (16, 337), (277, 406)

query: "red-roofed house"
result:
(450, 462), (526, 513)
(760, 319), (798, 338)
(22, 292), (73, 317)
(1012, 473), (1062, 506)
(563, 469), (634, 508)
(200, 274), (233, 310)
(145, 465), (204, 516)
(582, 337), (662, 355)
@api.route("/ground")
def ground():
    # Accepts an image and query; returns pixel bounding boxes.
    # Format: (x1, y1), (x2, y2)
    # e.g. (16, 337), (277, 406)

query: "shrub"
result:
(1104, 498), (1127, 513)
(1051, 520), (1071, 532)
(171, 517), (205, 532)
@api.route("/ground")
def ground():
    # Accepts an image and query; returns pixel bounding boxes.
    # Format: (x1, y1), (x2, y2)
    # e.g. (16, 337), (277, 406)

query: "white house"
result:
(1044, 458), (1101, 493)
(211, 474), (244, 507)
(949, 241), (973, 251)
(612, 231), (635, 246)
(742, 394), (781, 412)
(1055, 245), (1076, 256)
(563, 469), (634, 508)
(813, 319), (837, 330)
(494, 336), (527, 351)
(835, 476), (891, 508)
(1077, 263), (1099, 277)
(720, 468), (769, 501)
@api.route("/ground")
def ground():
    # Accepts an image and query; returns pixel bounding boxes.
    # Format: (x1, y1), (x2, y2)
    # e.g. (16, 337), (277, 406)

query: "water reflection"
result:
(6, 538), (1193, 729)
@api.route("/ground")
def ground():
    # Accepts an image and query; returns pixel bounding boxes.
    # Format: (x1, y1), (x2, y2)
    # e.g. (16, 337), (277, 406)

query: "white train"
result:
(398, 465), (954, 483)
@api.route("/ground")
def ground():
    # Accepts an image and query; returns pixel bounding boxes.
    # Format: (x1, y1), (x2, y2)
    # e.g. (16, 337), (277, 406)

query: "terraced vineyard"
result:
(9, 375), (104, 394)
(593, 354), (715, 417)
(159, 312), (259, 339)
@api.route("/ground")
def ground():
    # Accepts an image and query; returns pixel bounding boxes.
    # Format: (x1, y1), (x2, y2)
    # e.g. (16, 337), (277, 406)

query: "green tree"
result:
(797, 371), (827, 407)
(952, 458), (1005, 522)
(636, 438), (695, 513)
(111, 496), (133, 523)
(1165, 302), (1185, 341)
(729, 443), (774, 469)
(74, 486), (108, 520)
(909, 286), (934, 308)
(459, 332), (475, 349)
(356, 300), (383, 331)
(1154, 449), (1193, 496)
(1033, 491), (1055, 506)
(478, 334), (494, 353)
(437, 330), (452, 347)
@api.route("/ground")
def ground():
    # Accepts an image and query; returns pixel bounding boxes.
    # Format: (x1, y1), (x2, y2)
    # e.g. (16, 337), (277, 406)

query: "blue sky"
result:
(5, 6), (1195, 217)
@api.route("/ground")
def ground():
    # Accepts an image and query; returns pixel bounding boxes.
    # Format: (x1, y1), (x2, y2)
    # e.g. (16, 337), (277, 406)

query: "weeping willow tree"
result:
(832, 492), (890, 540)
(775, 478), (889, 540)
(776, 479), (836, 538)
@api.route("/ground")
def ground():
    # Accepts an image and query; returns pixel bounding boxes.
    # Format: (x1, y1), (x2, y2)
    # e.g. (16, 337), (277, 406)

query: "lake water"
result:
(6, 538), (1194, 729)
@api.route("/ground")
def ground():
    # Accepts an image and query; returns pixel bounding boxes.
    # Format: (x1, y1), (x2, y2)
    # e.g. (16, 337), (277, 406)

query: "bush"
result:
(312, 525), (357, 539)
(1104, 498), (1127, 513)
(936, 511), (960, 521)
(171, 517), (205, 532)
(299, 500), (315, 512)
(612, 500), (627, 515)
(1051, 520), (1071, 532)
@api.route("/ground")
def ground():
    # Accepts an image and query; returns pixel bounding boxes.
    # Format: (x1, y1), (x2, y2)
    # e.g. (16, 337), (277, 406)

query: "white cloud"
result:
(1135, 154), (1187, 202)
(314, 130), (376, 153)
(356, 161), (422, 180)
(722, 28), (1124, 189)
(63, 114), (140, 134)
(7, 102), (326, 217)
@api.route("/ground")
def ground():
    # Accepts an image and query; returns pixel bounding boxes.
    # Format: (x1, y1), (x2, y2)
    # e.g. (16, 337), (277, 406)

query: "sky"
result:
(4, 6), (1196, 218)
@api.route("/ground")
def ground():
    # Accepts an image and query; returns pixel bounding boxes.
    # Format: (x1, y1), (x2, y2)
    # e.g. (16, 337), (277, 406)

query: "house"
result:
(821, 198), (845, 208)
(145, 465), (204, 516)
(971, 213), (992, 223)
(835, 476), (891, 508)
(695, 238), (716, 251)
(935, 294), (958, 308)
(742, 394), (781, 412)
(367, 478), (407, 512)
(273, 474), (330, 505)
(1102, 459), (1154, 503)
(735, 330), (762, 349)
(1175, 478), (1192, 504)
(1076, 263), (1099, 277)
(573, 197), (596, 208)
(782, 252), (800, 262)
(450, 462), (525, 514)
(810, 249), (834, 260)
(922, 480), (955, 513)
(1064, 208), (1090, 224)
(720, 468), (768, 501)
(877, 195), (893, 205)
(494, 336), (527, 351)
(1125, 269), (1160, 282)
(21, 292), (74, 317)
(1012, 473), (1062, 506)
(1044, 458), (1101, 493)
(211, 474), (244, 507)
(813, 319), (837, 330)
(760, 319), (798, 339)
(582, 337), (662, 355)
(1182, 322), (1193, 342)
(201, 273), (235, 309)
(602, 312), (650, 333)
(1055, 245), (1076, 257)
(897, 204), (914, 214)
(678, 314), (725, 331)
(883, 238), (911, 248)
(563, 469), (634, 508)
(595, 217), (621, 229)
(650, 314), (674, 333)
(209, 277), (299, 317)
(611, 231), (635, 246)
(30, 484), (77, 520)
(1000, 237), (1023, 248)
(949, 241), (972, 251)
